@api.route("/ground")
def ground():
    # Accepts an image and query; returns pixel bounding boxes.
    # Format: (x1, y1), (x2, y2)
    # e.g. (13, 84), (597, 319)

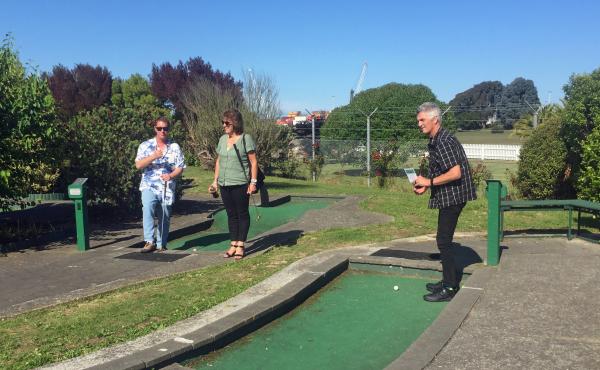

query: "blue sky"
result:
(2, 0), (599, 113)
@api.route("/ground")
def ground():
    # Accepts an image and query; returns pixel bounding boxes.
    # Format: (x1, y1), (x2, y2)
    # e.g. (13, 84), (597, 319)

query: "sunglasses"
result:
(221, 120), (233, 127)
(155, 126), (170, 132)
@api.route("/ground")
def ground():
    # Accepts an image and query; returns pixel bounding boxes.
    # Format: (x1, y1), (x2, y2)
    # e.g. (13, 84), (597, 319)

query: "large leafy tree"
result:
(323, 83), (453, 142)
(111, 73), (158, 108)
(450, 81), (503, 130)
(45, 63), (112, 120)
(561, 68), (600, 172)
(0, 36), (59, 210)
(498, 77), (540, 129)
(150, 57), (242, 115)
(577, 126), (600, 202)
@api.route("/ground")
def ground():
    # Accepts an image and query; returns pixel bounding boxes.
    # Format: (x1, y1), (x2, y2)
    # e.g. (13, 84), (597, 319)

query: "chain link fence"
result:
(280, 137), (428, 185)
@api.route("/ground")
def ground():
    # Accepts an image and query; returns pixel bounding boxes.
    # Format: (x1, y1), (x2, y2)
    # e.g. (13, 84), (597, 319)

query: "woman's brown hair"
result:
(223, 109), (244, 134)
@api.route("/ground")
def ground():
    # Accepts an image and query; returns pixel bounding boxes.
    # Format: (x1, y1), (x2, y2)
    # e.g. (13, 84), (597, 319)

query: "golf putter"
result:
(250, 192), (261, 221)
(160, 180), (168, 251)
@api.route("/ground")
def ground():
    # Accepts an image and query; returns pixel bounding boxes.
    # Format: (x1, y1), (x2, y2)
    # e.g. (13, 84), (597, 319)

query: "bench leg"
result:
(577, 209), (581, 237)
(500, 211), (504, 241)
(568, 208), (573, 240)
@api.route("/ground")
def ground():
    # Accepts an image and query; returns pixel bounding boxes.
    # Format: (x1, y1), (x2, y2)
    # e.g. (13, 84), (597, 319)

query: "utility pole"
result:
(305, 109), (316, 182)
(442, 105), (452, 116)
(359, 108), (378, 187)
(525, 100), (542, 128)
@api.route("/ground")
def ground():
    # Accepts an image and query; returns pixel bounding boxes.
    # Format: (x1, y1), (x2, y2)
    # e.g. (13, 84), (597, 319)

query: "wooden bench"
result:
(485, 180), (600, 266)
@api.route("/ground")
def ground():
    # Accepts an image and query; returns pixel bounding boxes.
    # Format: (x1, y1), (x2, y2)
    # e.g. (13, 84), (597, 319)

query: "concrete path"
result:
(427, 237), (600, 370)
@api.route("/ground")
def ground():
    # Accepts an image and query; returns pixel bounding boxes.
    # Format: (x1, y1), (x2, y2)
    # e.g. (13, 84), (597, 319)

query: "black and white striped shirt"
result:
(428, 127), (477, 209)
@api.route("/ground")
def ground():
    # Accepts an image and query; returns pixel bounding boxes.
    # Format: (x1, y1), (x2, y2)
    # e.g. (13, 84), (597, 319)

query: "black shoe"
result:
(423, 287), (457, 302)
(426, 280), (443, 292)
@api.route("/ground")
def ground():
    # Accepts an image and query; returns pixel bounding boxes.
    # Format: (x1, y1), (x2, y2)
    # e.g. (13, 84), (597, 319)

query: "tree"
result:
(241, 69), (291, 173)
(179, 77), (242, 168)
(150, 57), (242, 115)
(178, 70), (292, 172)
(577, 126), (600, 202)
(112, 74), (158, 108)
(45, 63), (112, 120)
(512, 114), (533, 138)
(242, 69), (281, 120)
(0, 36), (59, 210)
(498, 77), (540, 129)
(561, 67), (600, 191)
(450, 81), (504, 130)
(323, 83), (453, 142)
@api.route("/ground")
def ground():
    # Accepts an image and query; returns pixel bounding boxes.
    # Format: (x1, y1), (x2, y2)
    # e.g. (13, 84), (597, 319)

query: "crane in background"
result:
(350, 62), (368, 102)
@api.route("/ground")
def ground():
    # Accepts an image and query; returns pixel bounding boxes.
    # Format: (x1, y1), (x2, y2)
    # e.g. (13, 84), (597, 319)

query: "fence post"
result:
(486, 180), (502, 266)
(366, 115), (371, 187)
(360, 108), (378, 188)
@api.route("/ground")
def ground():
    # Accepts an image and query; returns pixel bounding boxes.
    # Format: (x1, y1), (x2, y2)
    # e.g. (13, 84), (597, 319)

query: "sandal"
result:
(224, 245), (237, 258)
(234, 246), (245, 260)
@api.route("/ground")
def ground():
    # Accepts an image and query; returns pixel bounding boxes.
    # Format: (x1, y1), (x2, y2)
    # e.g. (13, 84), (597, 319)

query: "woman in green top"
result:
(209, 109), (258, 259)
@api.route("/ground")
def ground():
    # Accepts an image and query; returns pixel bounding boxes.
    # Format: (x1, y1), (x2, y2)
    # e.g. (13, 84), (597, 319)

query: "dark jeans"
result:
(437, 202), (466, 288)
(220, 184), (250, 242)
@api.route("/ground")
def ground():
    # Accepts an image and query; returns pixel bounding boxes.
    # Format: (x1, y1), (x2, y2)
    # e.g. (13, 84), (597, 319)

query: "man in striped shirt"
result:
(413, 102), (477, 302)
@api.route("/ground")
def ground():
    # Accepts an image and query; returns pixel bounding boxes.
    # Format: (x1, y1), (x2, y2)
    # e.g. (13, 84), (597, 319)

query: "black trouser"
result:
(437, 202), (466, 288)
(220, 184), (250, 242)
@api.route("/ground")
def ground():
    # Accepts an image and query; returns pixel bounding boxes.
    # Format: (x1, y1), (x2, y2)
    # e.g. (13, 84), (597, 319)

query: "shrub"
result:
(576, 127), (600, 202)
(516, 120), (568, 199)
(274, 150), (304, 179)
(490, 124), (505, 133)
(306, 152), (325, 181)
(470, 163), (492, 189)
(504, 168), (520, 199)
(372, 149), (395, 188)
(58, 104), (172, 211)
(0, 36), (60, 210)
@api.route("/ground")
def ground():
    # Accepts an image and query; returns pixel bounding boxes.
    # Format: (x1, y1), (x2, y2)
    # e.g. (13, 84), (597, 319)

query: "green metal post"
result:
(486, 180), (502, 266)
(68, 178), (90, 251)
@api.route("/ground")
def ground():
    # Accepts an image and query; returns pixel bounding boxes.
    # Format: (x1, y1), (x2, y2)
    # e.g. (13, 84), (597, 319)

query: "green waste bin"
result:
(68, 178), (89, 251)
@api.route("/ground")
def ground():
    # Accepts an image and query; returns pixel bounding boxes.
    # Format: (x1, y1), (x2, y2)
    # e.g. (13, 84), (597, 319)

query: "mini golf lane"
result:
(183, 265), (447, 370)
(167, 197), (335, 252)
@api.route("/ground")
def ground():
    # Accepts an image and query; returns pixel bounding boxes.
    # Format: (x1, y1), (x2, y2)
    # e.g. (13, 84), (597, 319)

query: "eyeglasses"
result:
(155, 126), (170, 132)
(221, 120), (233, 127)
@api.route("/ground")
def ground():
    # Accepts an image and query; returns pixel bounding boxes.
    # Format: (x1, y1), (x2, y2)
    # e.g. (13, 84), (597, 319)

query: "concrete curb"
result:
(41, 236), (489, 370)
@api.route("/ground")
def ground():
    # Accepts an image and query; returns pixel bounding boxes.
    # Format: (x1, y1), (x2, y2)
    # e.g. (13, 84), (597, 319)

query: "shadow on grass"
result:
(173, 198), (223, 216)
(263, 182), (314, 190)
(172, 232), (231, 251)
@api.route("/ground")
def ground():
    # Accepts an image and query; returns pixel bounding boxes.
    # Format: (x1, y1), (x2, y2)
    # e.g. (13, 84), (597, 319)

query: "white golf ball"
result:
(393, 285), (399, 291)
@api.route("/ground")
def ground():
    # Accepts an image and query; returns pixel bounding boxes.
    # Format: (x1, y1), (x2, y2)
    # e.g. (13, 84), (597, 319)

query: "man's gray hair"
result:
(417, 102), (442, 124)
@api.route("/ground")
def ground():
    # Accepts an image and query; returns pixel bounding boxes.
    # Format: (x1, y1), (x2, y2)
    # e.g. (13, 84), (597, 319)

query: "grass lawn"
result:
(455, 129), (524, 145)
(0, 164), (572, 370)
